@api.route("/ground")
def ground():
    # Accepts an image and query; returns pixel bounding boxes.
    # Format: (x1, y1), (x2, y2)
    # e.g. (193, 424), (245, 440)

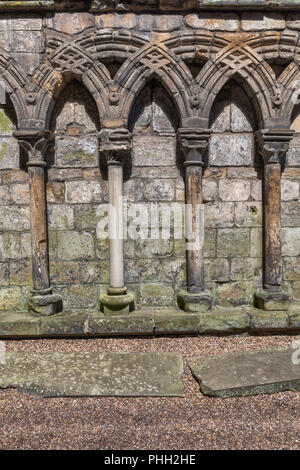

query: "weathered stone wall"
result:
(0, 8), (299, 311)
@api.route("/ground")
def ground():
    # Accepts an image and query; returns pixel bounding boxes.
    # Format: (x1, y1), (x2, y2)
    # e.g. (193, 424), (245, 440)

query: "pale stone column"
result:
(254, 129), (294, 311)
(14, 130), (62, 316)
(177, 128), (213, 312)
(98, 128), (134, 313)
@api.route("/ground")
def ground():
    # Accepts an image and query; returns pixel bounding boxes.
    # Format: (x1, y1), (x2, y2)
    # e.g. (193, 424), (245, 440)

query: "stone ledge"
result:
(0, 305), (299, 338)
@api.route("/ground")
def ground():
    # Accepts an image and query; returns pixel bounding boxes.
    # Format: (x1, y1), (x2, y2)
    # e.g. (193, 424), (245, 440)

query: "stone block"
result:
(282, 228), (300, 256)
(66, 181), (102, 204)
(11, 52), (40, 76)
(57, 231), (95, 260)
(284, 258), (300, 281)
(288, 303), (300, 329)
(10, 259), (32, 286)
(249, 309), (289, 330)
(216, 282), (253, 307)
(0, 233), (30, 261)
(132, 136), (176, 167)
(185, 12), (239, 30)
(199, 309), (250, 334)
(251, 180), (262, 201)
(40, 312), (89, 336)
(235, 202), (262, 227)
(0, 312), (39, 337)
(56, 136), (98, 168)
(254, 288), (290, 311)
(143, 179), (175, 202)
(140, 283), (174, 307)
(48, 205), (74, 230)
(46, 12), (95, 34)
(10, 183), (29, 205)
(135, 238), (173, 259)
(154, 15), (181, 31)
(177, 290), (213, 313)
(50, 261), (80, 285)
(8, 30), (44, 52)
(74, 206), (97, 230)
(231, 86), (255, 133)
(0, 206), (30, 231)
(96, 13), (137, 29)
(282, 202), (300, 227)
(0, 263), (8, 286)
(281, 180), (299, 201)
(205, 258), (230, 282)
(209, 135), (253, 167)
(231, 258), (262, 281)
(89, 313), (154, 335)
(205, 202), (234, 228)
(241, 13), (286, 31)
(154, 312), (200, 334)
(219, 180), (251, 202)
(0, 108), (16, 136)
(288, 138), (300, 167)
(56, 284), (98, 310)
(0, 137), (19, 169)
(0, 287), (25, 311)
(152, 86), (178, 134)
(46, 182), (65, 204)
(0, 186), (12, 205)
(217, 228), (250, 257)
(79, 261), (109, 284)
(203, 180), (218, 202)
(250, 228), (263, 257)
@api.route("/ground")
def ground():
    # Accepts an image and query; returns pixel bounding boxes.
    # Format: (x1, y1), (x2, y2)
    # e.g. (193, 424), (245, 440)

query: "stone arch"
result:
(196, 43), (278, 129)
(277, 62), (300, 123)
(114, 43), (195, 127)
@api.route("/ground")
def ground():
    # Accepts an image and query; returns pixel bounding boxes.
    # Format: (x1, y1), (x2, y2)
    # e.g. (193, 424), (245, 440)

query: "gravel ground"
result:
(0, 334), (299, 450)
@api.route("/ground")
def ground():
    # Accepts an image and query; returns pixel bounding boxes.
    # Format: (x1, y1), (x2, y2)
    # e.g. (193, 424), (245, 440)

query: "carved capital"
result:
(178, 128), (211, 167)
(256, 129), (294, 165)
(13, 130), (53, 168)
(98, 128), (132, 166)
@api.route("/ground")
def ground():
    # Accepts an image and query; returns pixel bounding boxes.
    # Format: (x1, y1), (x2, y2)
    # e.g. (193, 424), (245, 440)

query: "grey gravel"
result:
(0, 334), (299, 450)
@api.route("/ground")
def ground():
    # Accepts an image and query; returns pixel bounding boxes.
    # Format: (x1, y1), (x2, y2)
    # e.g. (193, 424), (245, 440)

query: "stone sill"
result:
(1, 1), (300, 13)
(0, 305), (299, 338)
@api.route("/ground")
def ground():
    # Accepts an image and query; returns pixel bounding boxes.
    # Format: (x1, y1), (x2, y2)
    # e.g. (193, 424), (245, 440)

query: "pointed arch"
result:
(196, 43), (278, 128)
(113, 43), (195, 127)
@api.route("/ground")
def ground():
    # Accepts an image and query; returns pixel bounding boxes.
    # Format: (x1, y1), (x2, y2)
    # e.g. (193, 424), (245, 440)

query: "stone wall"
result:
(0, 7), (299, 312)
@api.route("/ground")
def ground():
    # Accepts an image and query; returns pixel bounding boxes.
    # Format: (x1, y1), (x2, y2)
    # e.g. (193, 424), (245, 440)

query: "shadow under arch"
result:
(48, 76), (101, 168)
(127, 78), (183, 180)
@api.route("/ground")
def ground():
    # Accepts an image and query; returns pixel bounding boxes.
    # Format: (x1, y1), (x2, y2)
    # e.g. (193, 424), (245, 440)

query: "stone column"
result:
(254, 129), (294, 311)
(14, 130), (62, 316)
(98, 128), (134, 314)
(177, 128), (213, 312)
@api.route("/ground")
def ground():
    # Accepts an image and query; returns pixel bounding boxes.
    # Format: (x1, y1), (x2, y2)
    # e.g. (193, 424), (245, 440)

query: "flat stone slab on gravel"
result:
(189, 347), (300, 398)
(0, 352), (184, 397)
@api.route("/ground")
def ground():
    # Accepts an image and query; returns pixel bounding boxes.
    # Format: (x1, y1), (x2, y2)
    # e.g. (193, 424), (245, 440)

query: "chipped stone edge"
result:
(0, 306), (300, 338)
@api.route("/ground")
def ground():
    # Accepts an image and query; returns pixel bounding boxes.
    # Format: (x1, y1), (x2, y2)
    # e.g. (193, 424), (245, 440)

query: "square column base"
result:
(177, 290), (213, 313)
(28, 291), (63, 317)
(99, 291), (135, 315)
(254, 288), (290, 311)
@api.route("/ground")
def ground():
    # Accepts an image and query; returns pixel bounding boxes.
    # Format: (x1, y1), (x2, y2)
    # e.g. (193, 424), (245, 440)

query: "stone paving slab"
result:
(189, 348), (300, 398)
(0, 352), (185, 398)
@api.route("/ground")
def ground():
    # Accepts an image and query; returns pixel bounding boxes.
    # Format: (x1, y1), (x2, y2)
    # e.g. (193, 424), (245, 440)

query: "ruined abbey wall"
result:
(0, 2), (299, 313)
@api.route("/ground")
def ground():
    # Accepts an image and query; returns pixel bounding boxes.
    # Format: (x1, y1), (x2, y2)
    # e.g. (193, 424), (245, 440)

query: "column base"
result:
(99, 288), (135, 315)
(28, 289), (63, 317)
(254, 288), (290, 311)
(177, 290), (213, 313)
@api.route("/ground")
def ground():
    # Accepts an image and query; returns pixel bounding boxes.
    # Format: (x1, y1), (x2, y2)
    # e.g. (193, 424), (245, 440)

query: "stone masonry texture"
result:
(0, 3), (299, 313)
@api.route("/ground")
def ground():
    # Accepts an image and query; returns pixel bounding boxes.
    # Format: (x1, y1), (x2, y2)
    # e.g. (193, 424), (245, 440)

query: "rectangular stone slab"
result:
(0, 352), (184, 398)
(189, 348), (300, 398)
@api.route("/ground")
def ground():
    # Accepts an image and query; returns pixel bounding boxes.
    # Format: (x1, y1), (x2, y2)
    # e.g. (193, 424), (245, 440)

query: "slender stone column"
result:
(14, 130), (62, 316)
(254, 129), (294, 311)
(177, 128), (213, 313)
(98, 127), (134, 314)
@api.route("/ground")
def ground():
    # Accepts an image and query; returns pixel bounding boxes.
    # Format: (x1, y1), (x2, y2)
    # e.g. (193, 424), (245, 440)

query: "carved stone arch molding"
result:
(194, 42), (282, 129)
(0, 49), (30, 128)
(113, 42), (198, 128)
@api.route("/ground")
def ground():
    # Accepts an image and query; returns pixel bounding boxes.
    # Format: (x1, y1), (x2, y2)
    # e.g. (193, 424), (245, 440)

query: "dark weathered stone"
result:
(199, 309), (250, 333)
(189, 348), (300, 398)
(0, 351), (185, 397)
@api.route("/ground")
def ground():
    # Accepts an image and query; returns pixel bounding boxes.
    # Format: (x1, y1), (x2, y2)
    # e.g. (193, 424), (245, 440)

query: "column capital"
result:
(98, 127), (131, 166)
(13, 129), (53, 168)
(178, 128), (211, 167)
(255, 129), (294, 165)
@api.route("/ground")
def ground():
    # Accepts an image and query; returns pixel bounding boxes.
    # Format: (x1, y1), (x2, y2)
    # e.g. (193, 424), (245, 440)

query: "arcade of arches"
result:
(0, 2), (299, 336)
